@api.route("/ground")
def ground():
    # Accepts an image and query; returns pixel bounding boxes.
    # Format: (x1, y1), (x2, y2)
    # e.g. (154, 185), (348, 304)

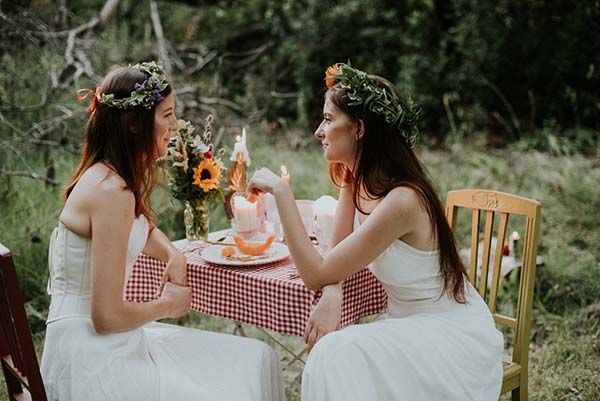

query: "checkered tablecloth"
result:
(125, 240), (388, 337)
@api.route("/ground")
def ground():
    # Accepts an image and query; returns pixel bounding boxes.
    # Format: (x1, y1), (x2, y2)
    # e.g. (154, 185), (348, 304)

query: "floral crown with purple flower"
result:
(97, 61), (169, 110)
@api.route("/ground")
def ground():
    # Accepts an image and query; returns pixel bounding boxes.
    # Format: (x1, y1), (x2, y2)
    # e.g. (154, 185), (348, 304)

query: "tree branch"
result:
(150, 0), (172, 76)
(0, 170), (60, 186)
(183, 49), (218, 76)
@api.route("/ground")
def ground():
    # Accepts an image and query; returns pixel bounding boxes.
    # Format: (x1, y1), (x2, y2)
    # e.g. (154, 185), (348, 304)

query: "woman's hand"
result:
(161, 251), (187, 289)
(160, 282), (192, 318)
(304, 285), (343, 352)
(248, 167), (287, 195)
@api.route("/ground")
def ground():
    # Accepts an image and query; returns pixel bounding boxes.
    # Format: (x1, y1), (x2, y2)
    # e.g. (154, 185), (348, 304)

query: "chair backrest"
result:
(0, 242), (47, 401)
(445, 190), (541, 369)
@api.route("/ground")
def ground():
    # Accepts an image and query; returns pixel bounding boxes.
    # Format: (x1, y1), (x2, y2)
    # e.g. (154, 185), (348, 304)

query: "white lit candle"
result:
(230, 128), (251, 165)
(233, 195), (259, 232)
(280, 165), (290, 185)
(509, 231), (520, 258)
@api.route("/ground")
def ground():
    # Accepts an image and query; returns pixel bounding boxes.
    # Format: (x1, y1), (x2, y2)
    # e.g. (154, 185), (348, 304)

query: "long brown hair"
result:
(326, 77), (468, 303)
(64, 65), (172, 219)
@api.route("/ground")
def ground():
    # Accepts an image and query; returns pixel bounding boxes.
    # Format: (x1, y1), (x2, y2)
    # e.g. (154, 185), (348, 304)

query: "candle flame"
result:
(280, 165), (288, 176)
(235, 135), (241, 142)
(511, 231), (520, 240)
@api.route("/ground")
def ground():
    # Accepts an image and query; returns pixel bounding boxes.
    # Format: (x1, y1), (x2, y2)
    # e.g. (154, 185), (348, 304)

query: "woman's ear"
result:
(356, 119), (365, 140)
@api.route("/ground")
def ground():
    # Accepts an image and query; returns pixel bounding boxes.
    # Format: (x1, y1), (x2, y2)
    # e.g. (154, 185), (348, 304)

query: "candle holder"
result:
(225, 129), (251, 220)
(224, 153), (247, 220)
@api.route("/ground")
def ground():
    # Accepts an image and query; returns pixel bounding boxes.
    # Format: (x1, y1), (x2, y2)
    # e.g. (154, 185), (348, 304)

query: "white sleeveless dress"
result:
(301, 213), (503, 401)
(41, 215), (284, 401)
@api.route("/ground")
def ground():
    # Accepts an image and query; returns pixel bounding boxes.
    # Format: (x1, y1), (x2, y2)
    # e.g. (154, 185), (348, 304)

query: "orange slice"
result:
(220, 246), (236, 257)
(233, 235), (275, 256)
(246, 192), (258, 203)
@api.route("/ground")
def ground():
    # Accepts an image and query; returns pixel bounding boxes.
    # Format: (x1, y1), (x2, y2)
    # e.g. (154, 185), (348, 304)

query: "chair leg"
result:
(512, 378), (528, 401)
(519, 374), (528, 401)
(2, 365), (23, 401)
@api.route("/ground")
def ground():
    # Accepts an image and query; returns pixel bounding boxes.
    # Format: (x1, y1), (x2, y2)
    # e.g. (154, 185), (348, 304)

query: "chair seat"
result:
(501, 360), (522, 394)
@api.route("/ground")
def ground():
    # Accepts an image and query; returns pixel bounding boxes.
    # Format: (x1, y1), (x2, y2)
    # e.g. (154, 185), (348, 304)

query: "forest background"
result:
(0, 0), (599, 400)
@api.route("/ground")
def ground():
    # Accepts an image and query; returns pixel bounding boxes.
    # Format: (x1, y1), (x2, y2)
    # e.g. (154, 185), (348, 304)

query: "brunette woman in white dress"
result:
(248, 63), (503, 401)
(41, 62), (283, 401)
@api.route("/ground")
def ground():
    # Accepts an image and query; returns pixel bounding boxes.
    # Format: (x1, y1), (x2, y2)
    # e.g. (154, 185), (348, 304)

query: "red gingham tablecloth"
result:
(125, 241), (388, 337)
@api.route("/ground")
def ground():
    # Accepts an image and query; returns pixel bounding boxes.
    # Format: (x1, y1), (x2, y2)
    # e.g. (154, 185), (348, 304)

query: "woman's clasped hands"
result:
(160, 281), (192, 319)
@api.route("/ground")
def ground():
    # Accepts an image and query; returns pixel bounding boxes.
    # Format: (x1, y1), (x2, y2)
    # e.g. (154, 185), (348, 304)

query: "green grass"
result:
(0, 135), (599, 400)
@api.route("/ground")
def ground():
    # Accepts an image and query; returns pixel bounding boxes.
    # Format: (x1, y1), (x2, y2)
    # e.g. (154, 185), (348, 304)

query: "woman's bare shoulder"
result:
(67, 164), (134, 211)
(384, 186), (422, 212)
(61, 164), (134, 235)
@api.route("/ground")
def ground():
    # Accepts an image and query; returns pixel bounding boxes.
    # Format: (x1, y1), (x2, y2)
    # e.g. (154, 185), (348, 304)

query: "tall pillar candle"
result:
(233, 195), (259, 232)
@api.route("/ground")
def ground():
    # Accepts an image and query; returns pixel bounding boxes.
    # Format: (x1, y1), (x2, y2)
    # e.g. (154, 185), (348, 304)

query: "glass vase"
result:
(183, 199), (210, 242)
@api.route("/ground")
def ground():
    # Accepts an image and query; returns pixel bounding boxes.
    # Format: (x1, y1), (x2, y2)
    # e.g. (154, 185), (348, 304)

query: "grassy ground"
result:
(0, 135), (599, 400)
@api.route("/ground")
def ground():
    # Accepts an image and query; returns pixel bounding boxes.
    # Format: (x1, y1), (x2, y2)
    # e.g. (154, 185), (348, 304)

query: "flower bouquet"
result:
(166, 115), (226, 241)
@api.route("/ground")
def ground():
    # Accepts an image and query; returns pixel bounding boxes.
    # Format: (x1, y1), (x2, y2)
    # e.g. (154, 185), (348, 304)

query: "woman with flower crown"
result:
(248, 63), (503, 400)
(41, 62), (283, 401)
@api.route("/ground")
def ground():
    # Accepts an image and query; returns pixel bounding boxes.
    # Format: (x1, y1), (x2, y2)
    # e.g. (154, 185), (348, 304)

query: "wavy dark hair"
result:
(326, 76), (468, 303)
(63, 65), (172, 219)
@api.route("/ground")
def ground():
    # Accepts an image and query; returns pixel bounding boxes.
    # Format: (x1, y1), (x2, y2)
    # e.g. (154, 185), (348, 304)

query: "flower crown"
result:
(97, 61), (169, 110)
(324, 63), (420, 147)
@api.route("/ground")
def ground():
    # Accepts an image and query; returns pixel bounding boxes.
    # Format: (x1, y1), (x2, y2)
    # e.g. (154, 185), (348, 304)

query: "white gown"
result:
(41, 215), (284, 401)
(301, 214), (503, 401)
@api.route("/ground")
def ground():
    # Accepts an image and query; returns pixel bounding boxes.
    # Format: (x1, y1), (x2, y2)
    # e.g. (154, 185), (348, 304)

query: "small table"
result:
(125, 239), (388, 337)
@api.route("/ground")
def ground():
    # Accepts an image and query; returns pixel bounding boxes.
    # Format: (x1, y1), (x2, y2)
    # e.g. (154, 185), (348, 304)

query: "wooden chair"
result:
(0, 242), (47, 401)
(445, 189), (541, 401)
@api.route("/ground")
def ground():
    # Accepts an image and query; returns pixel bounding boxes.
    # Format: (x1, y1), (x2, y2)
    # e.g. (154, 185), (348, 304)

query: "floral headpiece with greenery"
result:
(324, 63), (420, 147)
(97, 61), (169, 110)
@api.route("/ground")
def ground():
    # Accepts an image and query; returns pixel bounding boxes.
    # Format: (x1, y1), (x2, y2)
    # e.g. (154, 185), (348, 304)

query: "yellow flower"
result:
(192, 159), (221, 192)
(324, 63), (342, 88)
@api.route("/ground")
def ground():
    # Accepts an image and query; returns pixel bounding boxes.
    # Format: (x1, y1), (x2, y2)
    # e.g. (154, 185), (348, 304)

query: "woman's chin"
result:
(155, 146), (168, 159)
(323, 151), (341, 163)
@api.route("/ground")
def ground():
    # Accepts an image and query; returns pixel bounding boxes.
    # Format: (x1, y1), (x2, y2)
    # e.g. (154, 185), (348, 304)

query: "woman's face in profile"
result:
(153, 93), (177, 158)
(314, 97), (359, 165)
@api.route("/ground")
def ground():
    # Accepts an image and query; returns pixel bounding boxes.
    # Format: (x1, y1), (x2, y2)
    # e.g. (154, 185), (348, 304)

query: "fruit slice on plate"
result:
(220, 246), (236, 257)
(246, 192), (259, 203)
(233, 235), (275, 255)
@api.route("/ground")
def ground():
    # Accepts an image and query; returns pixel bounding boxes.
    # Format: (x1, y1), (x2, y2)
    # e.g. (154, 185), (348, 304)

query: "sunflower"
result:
(192, 159), (221, 192)
(324, 63), (342, 88)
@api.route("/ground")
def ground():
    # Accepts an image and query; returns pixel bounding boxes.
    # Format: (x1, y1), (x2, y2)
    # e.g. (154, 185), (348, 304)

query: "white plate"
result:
(200, 242), (290, 267)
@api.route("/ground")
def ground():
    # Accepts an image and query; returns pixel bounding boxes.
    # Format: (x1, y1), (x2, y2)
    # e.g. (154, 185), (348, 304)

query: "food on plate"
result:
(220, 246), (236, 257)
(246, 192), (258, 203)
(233, 235), (275, 255)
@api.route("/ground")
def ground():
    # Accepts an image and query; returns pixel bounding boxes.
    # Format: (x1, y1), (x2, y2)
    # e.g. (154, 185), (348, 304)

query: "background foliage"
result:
(1, 0), (599, 400)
